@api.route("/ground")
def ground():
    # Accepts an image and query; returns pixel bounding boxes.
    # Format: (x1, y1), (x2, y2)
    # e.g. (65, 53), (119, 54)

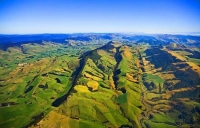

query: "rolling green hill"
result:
(0, 37), (200, 128)
(34, 41), (200, 128)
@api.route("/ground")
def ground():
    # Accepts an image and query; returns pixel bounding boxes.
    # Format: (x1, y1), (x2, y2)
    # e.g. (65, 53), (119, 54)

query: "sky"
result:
(0, 0), (200, 34)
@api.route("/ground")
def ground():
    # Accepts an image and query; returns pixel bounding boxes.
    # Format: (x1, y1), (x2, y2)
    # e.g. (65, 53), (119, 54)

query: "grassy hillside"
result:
(0, 40), (199, 128)
(0, 42), (101, 127)
(35, 41), (200, 128)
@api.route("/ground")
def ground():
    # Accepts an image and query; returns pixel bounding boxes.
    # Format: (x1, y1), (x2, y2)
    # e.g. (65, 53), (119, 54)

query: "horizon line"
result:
(0, 31), (200, 35)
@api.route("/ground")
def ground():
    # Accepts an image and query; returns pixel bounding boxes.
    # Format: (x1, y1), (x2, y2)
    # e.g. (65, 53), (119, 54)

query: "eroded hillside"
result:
(34, 41), (200, 128)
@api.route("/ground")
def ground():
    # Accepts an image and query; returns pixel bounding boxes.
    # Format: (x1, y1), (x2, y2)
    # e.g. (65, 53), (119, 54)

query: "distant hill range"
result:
(0, 33), (199, 47)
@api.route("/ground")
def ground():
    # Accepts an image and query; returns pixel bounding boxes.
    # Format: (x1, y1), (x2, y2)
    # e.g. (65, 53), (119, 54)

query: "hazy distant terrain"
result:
(0, 34), (199, 128)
